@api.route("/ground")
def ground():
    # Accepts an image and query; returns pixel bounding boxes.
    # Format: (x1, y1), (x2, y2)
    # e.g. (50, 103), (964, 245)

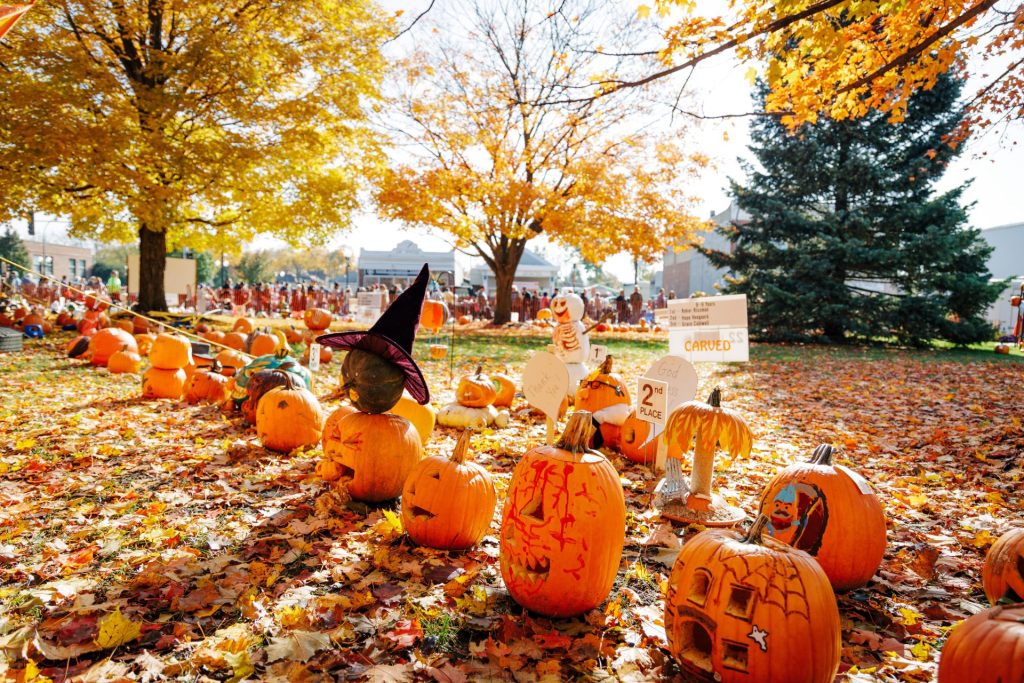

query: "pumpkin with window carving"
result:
(142, 367), (187, 400)
(89, 328), (137, 367)
(499, 412), (625, 617)
(938, 604), (1024, 683)
(620, 409), (659, 464)
(457, 367), (497, 408)
(256, 373), (324, 453)
(402, 431), (496, 550)
(108, 347), (143, 374)
(491, 372), (516, 408)
(321, 411), (423, 501)
(149, 333), (192, 370)
(665, 515), (841, 683)
(756, 444), (886, 592)
(982, 528), (1024, 605)
(184, 362), (232, 404)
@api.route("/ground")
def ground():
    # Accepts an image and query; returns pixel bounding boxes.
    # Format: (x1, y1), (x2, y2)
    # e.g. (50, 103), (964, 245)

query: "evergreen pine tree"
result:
(705, 75), (1004, 345)
(0, 227), (30, 270)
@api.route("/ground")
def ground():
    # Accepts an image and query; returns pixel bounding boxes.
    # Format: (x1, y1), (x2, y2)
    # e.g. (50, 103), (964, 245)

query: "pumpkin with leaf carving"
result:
(982, 528), (1024, 605)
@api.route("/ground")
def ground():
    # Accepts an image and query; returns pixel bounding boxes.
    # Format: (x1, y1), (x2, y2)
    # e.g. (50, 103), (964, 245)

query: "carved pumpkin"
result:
(574, 355), (630, 414)
(184, 362), (232, 404)
(665, 515), (841, 683)
(108, 347), (143, 374)
(142, 367), (187, 400)
(255, 373), (324, 453)
(215, 349), (249, 377)
(420, 300), (449, 332)
(387, 394), (436, 445)
(241, 366), (304, 425)
(248, 329), (280, 356)
(66, 335), (91, 359)
(134, 333), (156, 356)
(457, 367), (497, 408)
(402, 431), (497, 550)
(341, 349), (406, 414)
(492, 372), (516, 408)
(320, 405), (360, 460)
(983, 528), (1024, 604)
(322, 411), (423, 501)
(938, 604), (1024, 683)
(232, 317), (254, 334)
(303, 308), (333, 331)
(88, 328), (137, 367)
(222, 331), (247, 351)
(620, 409), (659, 464)
(663, 387), (753, 525)
(149, 333), (193, 370)
(757, 444), (886, 591)
(499, 412), (626, 617)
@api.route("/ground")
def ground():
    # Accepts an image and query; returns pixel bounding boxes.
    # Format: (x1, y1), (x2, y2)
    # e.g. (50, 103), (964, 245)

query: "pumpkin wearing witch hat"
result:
(314, 264), (430, 501)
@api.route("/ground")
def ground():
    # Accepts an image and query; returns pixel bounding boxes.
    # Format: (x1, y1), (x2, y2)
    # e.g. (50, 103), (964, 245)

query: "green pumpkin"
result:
(342, 349), (405, 413)
(236, 349), (311, 392)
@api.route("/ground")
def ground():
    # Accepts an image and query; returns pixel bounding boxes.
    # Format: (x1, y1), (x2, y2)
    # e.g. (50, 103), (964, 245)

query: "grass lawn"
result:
(0, 322), (1020, 681)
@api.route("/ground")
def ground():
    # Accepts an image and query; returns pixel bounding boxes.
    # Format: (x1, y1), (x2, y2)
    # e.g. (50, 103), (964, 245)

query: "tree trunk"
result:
(489, 239), (527, 325)
(137, 224), (168, 312)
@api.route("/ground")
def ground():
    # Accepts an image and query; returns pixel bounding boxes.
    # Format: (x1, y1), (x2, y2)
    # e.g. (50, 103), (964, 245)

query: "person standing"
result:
(106, 270), (123, 303)
(629, 287), (643, 324)
(615, 289), (627, 323)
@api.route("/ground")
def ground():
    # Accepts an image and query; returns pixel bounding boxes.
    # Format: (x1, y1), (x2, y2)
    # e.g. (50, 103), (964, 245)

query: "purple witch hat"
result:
(316, 263), (430, 404)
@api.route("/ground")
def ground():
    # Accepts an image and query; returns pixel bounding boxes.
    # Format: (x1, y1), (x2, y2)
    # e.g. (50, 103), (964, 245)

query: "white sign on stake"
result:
(638, 355), (698, 473)
(589, 344), (609, 366)
(667, 294), (749, 362)
(636, 377), (668, 426)
(522, 351), (569, 444)
(308, 343), (321, 373)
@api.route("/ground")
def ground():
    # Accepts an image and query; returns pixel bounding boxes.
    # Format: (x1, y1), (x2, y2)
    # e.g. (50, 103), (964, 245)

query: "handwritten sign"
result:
(589, 344), (608, 366)
(636, 378), (668, 426)
(308, 343), (321, 373)
(667, 295), (749, 362)
(640, 356), (698, 473)
(522, 352), (569, 443)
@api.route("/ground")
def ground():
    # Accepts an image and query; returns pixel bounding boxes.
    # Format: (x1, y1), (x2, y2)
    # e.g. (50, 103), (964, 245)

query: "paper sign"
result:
(522, 352), (569, 423)
(589, 344), (608, 366)
(636, 378), (668, 426)
(666, 295), (749, 362)
(643, 355), (698, 410)
(356, 291), (384, 309)
(666, 294), (747, 328)
(308, 343), (321, 373)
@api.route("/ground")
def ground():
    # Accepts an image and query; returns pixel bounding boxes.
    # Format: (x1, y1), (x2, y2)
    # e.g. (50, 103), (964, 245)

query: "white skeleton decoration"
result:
(550, 292), (589, 397)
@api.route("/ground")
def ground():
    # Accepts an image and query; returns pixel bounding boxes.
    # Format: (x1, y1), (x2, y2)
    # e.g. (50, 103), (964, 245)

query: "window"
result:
(688, 569), (712, 607)
(725, 584), (755, 621)
(70, 258), (77, 278)
(722, 640), (749, 672)
(44, 256), (53, 275)
(79, 259), (87, 277)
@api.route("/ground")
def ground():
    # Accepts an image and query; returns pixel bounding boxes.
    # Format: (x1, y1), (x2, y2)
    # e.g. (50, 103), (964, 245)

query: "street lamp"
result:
(341, 246), (354, 289)
(219, 255), (229, 287)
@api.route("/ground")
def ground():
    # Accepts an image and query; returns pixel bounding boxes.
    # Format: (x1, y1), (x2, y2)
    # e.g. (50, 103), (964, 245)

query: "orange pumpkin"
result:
(983, 528), (1024, 604)
(938, 604), (1024, 683)
(456, 367), (497, 408)
(134, 333), (156, 356)
(202, 330), (226, 344)
(301, 343), (333, 366)
(491, 372), (516, 408)
(321, 411), (422, 501)
(241, 366), (302, 425)
(402, 431), (496, 550)
(132, 316), (152, 335)
(66, 335), (91, 359)
(457, 314), (472, 325)
(499, 412), (625, 617)
(216, 349), (248, 377)
(255, 374), (324, 453)
(535, 307), (553, 321)
(142, 367), (187, 399)
(320, 404), (360, 460)
(232, 317), (254, 334)
(665, 515), (841, 683)
(248, 329), (279, 356)
(149, 333), (193, 370)
(620, 409), (658, 464)
(284, 325), (303, 344)
(222, 331), (247, 351)
(114, 318), (134, 333)
(574, 355), (630, 414)
(420, 300), (449, 332)
(303, 308), (332, 331)
(184, 363), (232, 404)
(428, 344), (448, 360)
(757, 444), (886, 591)
(107, 347), (143, 374)
(89, 328), (137, 367)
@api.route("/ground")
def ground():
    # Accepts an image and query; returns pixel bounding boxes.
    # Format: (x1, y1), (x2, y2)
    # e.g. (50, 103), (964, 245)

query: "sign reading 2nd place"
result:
(667, 294), (749, 362)
(636, 377), (668, 426)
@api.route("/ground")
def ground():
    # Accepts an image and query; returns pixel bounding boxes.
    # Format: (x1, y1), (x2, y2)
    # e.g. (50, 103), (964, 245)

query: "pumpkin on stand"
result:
(437, 367), (509, 429)
(982, 528), (1024, 604)
(255, 372), (324, 453)
(937, 604), (1024, 683)
(757, 444), (886, 591)
(420, 300), (449, 334)
(499, 412), (625, 617)
(664, 515), (841, 683)
(401, 430), (496, 550)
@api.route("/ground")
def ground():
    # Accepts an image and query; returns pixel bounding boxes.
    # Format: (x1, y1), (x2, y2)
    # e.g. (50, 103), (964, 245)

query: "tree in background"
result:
(704, 76), (1004, 346)
(0, 0), (388, 311)
(236, 252), (275, 286)
(375, 0), (708, 324)
(0, 228), (30, 271)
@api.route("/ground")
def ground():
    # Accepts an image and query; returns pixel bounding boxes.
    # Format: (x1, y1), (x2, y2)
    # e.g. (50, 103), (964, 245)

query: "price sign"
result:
(308, 343), (321, 373)
(636, 378), (668, 426)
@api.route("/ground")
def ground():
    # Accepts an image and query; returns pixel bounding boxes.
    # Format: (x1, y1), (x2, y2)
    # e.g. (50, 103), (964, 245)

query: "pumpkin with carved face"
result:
(401, 431), (496, 550)
(938, 604), (1024, 683)
(456, 367), (497, 408)
(620, 409), (659, 464)
(323, 411), (423, 501)
(499, 412), (625, 617)
(983, 528), (1024, 604)
(665, 515), (841, 683)
(550, 292), (584, 324)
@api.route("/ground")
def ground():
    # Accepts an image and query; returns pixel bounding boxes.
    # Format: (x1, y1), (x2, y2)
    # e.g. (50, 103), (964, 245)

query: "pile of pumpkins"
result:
(437, 366), (514, 429)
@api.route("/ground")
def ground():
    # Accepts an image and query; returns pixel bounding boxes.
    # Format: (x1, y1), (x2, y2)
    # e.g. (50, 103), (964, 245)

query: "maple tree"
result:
(589, 1), (1023, 133)
(0, 0), (388, 311)
(374, 0), (708, 324)
(703, 75), (1005, 345)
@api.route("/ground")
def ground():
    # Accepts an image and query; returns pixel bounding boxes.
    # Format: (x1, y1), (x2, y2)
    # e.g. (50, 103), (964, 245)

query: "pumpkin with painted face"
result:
(665, 515), (841, 683)
(401, 431), (496, 550)
(322, 411), (423, 501)
(499, 412), (625, 617)
(457, 367), (497, 408)
(938, 604), (1024, 683)
(983, 528), (1024, 605)
(550, 292), (584, 324)
(574, 355), (630, 414)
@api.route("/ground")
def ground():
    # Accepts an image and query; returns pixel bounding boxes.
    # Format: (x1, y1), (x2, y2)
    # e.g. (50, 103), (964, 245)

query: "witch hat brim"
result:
(317, 263), (431, 404)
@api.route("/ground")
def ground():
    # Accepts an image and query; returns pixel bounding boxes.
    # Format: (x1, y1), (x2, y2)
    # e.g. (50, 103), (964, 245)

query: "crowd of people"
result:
(2, 269), (124, 309)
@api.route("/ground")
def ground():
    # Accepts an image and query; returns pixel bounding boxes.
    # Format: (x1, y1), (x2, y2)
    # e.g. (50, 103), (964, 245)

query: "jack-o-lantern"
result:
(255, 373), (324, 453)
(320, 404), (359, 460)
(757, 444), (886, 592)
(421, 300), (449, 332)
(491, 372), (516, 408)
(550, 292), (583, 324)
(983, 528), (1024, 604)
(304, 308), (333, 331)
(341, 349), (405, 414)
(401, 431), (497, 550)
(456, 367), (497, 408)
(322, 411), (423, 501)
(665, 515), (841, 683)
(620, 409), (659, 464)
(574, 355), (630, 414)
(387, 394), (436, 445)
(499, 412), (625, 617)
(938, 604), (1024, 683)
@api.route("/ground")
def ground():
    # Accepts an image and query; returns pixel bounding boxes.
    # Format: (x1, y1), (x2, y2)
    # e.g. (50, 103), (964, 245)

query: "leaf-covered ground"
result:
(0, 327), (1021, 682)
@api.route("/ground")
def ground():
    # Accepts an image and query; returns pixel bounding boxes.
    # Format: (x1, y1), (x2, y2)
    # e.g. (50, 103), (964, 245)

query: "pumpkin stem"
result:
(558, 411), (595, 456)
(452, 430), (472, 464)
(707, 387), (722, 407)
(475, 365), (483, 378)
(271, 367), (302, 390)
(600, 355), (613, 374)
(211, 361), (223, 373)
(275, 347), (290, 359)
(742, 514), (771, 545)
(810, 444), (834, 465)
